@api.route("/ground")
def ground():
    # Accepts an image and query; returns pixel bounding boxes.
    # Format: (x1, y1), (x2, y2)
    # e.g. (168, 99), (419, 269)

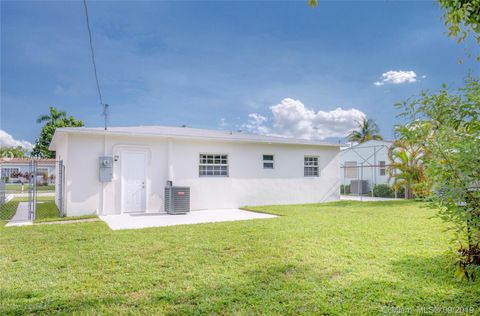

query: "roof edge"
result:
(50, 127), (342, 148)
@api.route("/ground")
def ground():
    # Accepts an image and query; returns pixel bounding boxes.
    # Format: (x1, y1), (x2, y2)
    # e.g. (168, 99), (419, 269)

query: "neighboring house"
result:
(49, 125), (341, 216)
(339, 140), (393, 191)
(0, 158), (56, 184)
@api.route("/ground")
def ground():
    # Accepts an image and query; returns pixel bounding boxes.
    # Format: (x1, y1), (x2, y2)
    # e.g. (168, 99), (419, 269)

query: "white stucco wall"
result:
(172, 139), (340, 209)
(58, 133), (340, 216)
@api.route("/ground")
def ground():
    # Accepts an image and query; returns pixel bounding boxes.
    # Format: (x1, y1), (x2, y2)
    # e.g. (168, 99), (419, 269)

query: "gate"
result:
(0, 157), (65, 224)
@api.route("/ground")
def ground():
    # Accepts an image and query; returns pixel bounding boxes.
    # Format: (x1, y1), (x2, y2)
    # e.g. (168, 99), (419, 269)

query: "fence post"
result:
(32, 160), (37, 220)
(0, 180), (5, 206)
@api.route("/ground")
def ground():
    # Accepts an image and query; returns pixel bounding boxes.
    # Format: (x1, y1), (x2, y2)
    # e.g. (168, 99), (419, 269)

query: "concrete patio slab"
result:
(340, 195), (403, 202)
(6, 202), (33, 227)
(100, 209), (277, 230)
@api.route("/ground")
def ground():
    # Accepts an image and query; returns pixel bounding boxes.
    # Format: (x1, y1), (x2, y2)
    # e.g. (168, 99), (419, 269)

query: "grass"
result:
(35, 200), (60, 221)
(1, 201), (479, 314)
(0, 200), (19, 222)
(0, 196), (61, 224)
(1, 196), (91, 225)
(5, 184), (55, 191)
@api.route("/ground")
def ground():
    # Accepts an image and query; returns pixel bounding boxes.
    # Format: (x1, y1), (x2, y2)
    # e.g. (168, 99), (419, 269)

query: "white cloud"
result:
(218, 118), (227, 128)
(242, 98), (365, 140)
(241, 113), (270, 135)
(374, 70), (417, 86)
(0, 130), (33, 151)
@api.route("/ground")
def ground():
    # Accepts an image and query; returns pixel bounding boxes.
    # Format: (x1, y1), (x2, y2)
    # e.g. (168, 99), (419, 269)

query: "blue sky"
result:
(1, 0), (478, 147)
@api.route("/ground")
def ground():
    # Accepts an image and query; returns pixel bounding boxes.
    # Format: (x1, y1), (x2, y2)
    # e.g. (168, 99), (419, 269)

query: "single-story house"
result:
(0, 158), (56, 184)
(49, 126), (341, 216)
(339, 140), (393, 192)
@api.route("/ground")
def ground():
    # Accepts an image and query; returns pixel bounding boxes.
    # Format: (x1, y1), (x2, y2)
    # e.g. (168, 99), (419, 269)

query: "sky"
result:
(1, 0), (478, 149)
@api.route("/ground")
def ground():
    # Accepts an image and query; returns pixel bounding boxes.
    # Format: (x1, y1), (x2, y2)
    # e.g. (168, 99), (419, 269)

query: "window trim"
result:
(379, 161), (386, 176)
(304, 156), (320, 177)
(198, 153), (229, 177)
(262, 154), (275, 169)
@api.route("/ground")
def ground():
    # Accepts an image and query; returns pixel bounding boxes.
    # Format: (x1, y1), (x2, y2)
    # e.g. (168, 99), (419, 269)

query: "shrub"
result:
(396, 186), (405, 198)
(373, 184), (394, 198)
(340, 184), (351, 195)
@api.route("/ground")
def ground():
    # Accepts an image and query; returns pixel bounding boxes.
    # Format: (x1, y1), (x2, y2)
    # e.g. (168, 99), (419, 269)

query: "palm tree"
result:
(387, 139), (425, 199)
(36, 106), (67, 126)
(347, 118), (383, 144)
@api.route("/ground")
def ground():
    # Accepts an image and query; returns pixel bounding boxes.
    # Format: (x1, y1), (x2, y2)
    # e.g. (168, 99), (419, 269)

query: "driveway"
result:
(100, 209), (277, 230)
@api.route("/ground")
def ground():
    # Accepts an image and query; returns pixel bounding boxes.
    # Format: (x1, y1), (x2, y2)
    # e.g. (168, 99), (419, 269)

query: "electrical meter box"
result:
(99, 156), (113, 182)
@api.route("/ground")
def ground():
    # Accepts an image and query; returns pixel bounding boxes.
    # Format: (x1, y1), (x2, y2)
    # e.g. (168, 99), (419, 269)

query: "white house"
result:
(0, 158), (56, 184)
(339, 140), (393, 192)
(49, 125), (341, 216)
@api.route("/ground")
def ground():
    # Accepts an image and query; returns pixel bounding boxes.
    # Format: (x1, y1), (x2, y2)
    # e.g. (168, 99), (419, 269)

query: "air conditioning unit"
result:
(350, 180), (369, 195)
(165, 184), (190, 215)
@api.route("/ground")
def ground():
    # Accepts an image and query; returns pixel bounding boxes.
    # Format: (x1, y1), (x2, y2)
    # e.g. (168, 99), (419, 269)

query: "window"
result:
(199, 154), (228, 177)
(379, 161), (386, 176)
(304, 156), (319, 177)
(263, 155), (274, 169)
(344, 161), (358, 179)
(1, 168), (19, 179)
(37, 168), (48, 175)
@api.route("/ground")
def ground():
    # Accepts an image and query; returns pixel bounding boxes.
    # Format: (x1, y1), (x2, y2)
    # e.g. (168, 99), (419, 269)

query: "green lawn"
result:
(5, 184), (55, 191)
(0, 196), (60, 224)
(0, 195), (94, 225)
(1, 201), (479, 314)
(35, 200), (60, 221)
(0, 200), (19, 222)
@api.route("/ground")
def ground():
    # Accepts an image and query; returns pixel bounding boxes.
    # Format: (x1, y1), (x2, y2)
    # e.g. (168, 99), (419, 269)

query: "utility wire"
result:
(82, 0), (104, 106)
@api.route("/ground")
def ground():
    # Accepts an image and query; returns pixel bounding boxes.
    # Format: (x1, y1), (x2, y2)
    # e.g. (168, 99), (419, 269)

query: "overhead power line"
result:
(82, 0), (104, 107)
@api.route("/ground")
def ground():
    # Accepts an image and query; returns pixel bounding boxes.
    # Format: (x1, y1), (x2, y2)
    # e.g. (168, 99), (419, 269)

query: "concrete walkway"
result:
(340, 195), (403, 202)
(10, 192), (54, 198)
(6, 202), (33, 227)
(100, 209), (277, 230)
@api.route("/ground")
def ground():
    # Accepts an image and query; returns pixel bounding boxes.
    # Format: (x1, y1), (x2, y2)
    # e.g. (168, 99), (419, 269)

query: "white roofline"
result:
(49, 126), (341, 150)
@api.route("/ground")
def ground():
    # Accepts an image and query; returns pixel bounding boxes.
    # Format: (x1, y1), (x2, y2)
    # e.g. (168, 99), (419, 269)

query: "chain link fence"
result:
(0, 158), (64, 224)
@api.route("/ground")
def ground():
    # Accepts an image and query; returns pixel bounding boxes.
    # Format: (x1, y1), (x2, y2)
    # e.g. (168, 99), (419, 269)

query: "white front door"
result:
(121, 151), (146, 213)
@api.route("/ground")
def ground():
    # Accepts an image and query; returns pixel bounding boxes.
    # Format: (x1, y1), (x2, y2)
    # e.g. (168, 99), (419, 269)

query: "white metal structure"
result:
(49, 125), (341, 216)
(339, 140), (393, 192)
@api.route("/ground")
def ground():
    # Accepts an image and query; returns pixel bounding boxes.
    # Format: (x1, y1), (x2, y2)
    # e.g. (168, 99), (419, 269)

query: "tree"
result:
(346, 117), (384, 144)
(32, 107), (84, 158)
(438, 0), (480, 59)
(387, 127), (428, 199)
(36, 107), (67, 125)
(397, 76), (480, 280)
(0, 146), (28, 158)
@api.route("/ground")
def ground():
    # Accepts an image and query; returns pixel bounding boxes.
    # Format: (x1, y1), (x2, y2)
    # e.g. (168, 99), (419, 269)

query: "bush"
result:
(373, 184), (394, 198)
(396, 186), (405, 198)
(340, 184), (351, 195)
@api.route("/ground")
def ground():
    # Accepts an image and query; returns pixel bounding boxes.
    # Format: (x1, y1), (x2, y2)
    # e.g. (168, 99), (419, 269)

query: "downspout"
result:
(167, 138), (175, 183)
